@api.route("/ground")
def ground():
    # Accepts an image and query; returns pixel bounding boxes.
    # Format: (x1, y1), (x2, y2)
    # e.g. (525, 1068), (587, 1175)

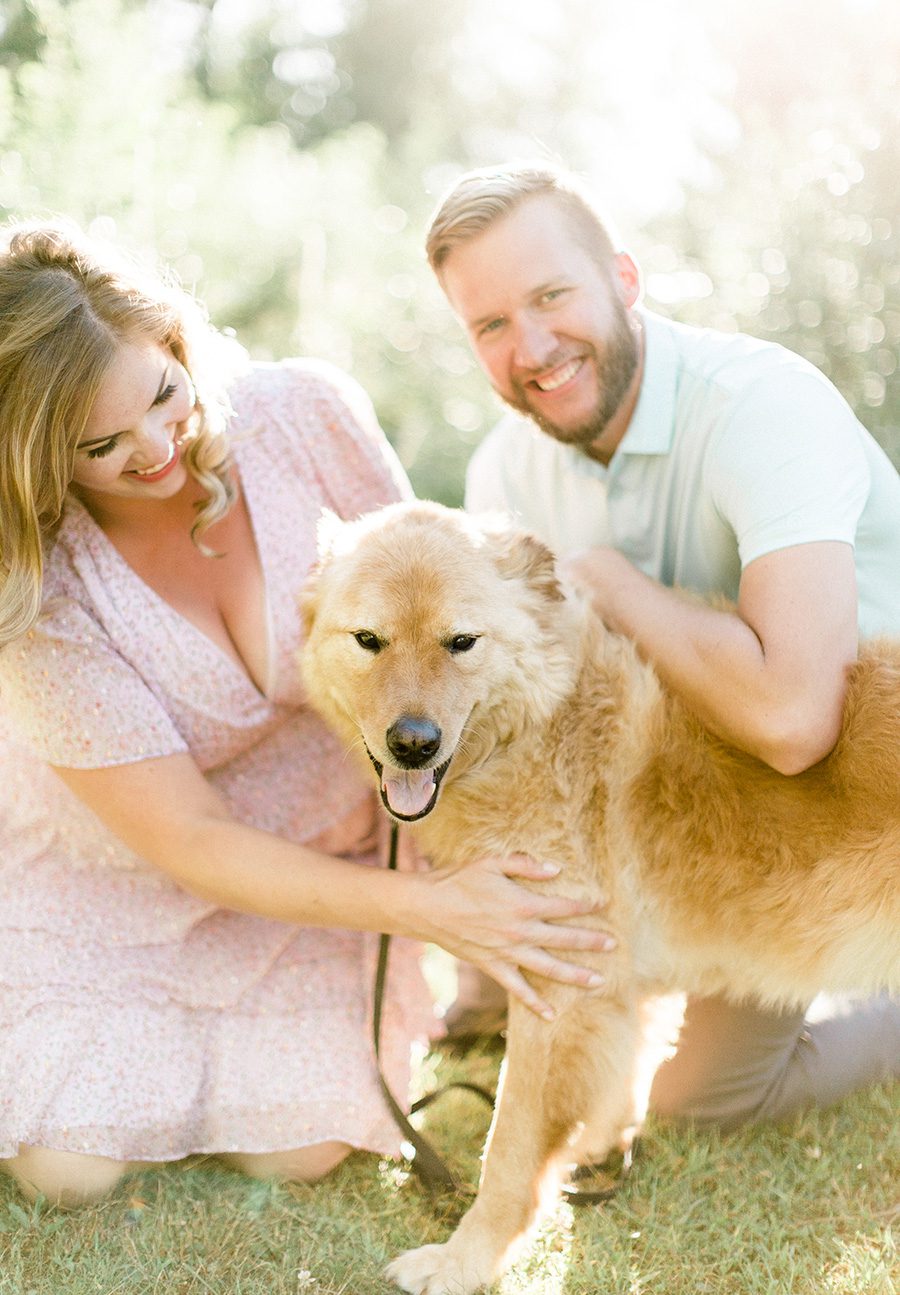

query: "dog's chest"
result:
(421, 778), (597, 878)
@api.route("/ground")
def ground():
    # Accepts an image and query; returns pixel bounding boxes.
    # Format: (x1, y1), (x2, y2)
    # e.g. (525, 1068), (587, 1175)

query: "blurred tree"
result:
(0, 0), (44, 73)
(190, 0), (461, 153)
(0, 0), (354, 356)
(644, 0), (900, 465)
(191, 0), (350, 148)
(0, 0), (896, 505)
(336, 0), (460, 145)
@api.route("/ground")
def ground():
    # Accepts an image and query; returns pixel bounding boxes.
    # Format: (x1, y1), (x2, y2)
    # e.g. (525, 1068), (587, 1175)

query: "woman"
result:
(0, 222), (610, 1206)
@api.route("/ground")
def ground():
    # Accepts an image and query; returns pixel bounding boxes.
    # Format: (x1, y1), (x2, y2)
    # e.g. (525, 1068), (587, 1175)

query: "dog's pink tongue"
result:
(382, 768), (435, 817)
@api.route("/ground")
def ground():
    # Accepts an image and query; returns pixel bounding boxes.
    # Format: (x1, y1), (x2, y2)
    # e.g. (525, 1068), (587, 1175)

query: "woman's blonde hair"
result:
(0, 219), (238, 645)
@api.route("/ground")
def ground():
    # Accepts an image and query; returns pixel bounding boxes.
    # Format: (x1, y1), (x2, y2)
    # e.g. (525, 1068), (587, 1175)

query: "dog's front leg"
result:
(386, 1000), (564, 1295)
(386, 988), (636, 1295)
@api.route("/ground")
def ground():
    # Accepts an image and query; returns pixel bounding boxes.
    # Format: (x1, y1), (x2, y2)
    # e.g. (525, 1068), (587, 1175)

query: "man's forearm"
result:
(563, 546), (853, 773)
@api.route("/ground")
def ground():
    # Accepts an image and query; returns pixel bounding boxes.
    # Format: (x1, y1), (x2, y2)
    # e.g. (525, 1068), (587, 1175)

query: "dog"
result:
(300, 500), (900, 1295)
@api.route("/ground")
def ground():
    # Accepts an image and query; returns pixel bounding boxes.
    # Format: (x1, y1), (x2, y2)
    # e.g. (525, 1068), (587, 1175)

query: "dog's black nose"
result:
(386, 716), (442, 767)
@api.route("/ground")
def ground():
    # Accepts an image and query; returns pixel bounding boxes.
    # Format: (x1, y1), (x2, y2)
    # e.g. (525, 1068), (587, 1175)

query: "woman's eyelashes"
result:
(153, 382), (178, 406)
(85, 437), (120, 460)
(83, 378), (180, 458)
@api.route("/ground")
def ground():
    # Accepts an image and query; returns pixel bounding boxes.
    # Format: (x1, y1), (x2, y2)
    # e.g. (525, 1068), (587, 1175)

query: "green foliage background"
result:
(2, 0), (898, 503)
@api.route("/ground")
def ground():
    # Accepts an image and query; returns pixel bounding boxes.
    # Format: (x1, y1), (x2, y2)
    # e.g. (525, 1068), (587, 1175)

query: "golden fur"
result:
(300, 500), (900, 1295)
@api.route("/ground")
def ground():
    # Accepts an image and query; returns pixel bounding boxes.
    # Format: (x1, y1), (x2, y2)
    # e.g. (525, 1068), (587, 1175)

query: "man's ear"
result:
(483, 527), (565, 603)
(613, 251), (642, 308)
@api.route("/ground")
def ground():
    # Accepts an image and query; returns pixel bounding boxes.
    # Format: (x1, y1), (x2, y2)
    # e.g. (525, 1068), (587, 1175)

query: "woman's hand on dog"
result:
(406, 853), (615, 1020)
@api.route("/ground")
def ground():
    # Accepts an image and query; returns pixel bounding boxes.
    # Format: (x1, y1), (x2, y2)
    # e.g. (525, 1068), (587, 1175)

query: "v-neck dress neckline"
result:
(67, 444), (276, 702)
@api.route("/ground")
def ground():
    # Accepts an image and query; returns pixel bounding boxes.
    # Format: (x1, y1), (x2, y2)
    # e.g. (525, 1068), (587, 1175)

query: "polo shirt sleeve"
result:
(705, 367), (870, 568)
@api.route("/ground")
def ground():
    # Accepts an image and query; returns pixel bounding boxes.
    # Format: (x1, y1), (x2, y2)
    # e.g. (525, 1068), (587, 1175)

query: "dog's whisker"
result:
(336, 731), (369, 766)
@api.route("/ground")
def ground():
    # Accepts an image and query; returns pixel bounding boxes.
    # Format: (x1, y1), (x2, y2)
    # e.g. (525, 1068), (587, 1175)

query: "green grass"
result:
(0, 1045), (895, 1295)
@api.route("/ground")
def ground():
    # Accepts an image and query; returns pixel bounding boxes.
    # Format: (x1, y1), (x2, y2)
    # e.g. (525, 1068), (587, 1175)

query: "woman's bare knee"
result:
(223, 1141), (351, 1184)
(3, 1146), (138, 1207)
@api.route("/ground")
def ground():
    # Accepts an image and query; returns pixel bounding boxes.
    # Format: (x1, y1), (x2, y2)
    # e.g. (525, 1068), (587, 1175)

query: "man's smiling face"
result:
(440, 194), (643, 463)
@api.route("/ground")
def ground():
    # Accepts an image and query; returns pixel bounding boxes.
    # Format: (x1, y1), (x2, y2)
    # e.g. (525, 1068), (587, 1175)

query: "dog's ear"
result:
(298, 568), (319, 637)
(315, 508), (344, 558)
(483, 527), (565, 603)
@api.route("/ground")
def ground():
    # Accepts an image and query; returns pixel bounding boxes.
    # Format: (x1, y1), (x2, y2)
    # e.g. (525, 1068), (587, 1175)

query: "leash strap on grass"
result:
(373, 822), (493, 1195)
(373, 820), (634, 1205)
(561, 1141), (638, 1205)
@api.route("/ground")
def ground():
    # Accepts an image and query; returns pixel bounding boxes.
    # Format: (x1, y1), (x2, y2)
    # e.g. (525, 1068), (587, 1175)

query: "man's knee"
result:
(648, 994), (810, 1131)
(650, 1068), (772, 1130)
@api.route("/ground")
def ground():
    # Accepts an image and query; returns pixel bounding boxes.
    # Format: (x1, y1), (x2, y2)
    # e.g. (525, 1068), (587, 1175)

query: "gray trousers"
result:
(648, 992), (900, 1129)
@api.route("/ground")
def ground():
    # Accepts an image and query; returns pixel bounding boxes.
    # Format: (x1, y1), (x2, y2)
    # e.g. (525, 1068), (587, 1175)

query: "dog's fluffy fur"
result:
(301, 500), (900, 1295)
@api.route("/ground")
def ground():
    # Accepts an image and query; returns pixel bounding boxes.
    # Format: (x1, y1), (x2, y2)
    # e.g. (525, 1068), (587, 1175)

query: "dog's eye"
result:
(447, 634), (479, 654)
(353, 630), (383, 653)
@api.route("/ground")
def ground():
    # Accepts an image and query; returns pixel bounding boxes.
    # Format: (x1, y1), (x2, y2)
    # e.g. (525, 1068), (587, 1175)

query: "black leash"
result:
(373, 822), (493, 1194)
(373, 821), (636, 1203)
(561, 1141), (637, 1204)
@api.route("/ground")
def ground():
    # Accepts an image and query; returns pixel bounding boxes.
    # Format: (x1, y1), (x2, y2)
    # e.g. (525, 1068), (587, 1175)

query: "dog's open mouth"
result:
(365, 748), (453, 821)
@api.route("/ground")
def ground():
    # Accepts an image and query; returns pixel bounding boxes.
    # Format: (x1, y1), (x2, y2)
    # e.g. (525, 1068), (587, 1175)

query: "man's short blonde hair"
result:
(425, 162), (621, 276)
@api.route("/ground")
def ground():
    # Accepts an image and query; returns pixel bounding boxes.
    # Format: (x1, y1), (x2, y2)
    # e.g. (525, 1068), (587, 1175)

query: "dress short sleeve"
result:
(231, 359), (413, 522)
(0, 593), (188, 769)
(295, 359), (413, 513)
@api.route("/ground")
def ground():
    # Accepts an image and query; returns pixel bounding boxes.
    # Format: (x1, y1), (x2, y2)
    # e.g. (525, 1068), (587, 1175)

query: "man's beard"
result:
(503, 299), (640, 454)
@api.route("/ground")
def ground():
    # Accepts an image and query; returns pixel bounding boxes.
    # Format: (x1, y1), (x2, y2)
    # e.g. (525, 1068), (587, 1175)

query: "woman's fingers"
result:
(414, 857), (617, 1019)
(499, 852), (563, 881)
(517, 948), (606, 989)
(528, 920), (616, 952)
(506, 877), (615, 949)
(532, 892), (610, 922)
(496, 853), (608, 915)
(487, 963), (556, 1021)
(488, 953), (605, 1018)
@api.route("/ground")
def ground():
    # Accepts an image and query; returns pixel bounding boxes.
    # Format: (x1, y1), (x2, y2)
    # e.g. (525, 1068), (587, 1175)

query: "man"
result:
(426, 162), (900, 1125)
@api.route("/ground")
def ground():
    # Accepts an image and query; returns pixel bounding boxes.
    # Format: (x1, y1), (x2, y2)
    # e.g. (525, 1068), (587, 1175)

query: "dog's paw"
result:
(385, 1242), (495, 1295)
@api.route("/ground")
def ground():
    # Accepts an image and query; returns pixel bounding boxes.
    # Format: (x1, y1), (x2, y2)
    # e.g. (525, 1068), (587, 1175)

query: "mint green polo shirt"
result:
(465, 310), (900, 638)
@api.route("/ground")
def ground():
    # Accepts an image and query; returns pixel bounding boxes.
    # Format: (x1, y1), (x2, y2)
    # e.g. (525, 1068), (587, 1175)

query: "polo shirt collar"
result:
(548, 308), (679, 480)
(616, 308), (678, 456)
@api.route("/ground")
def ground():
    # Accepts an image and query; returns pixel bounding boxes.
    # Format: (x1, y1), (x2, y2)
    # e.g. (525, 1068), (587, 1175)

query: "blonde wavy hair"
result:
(0, 220), (239, 645)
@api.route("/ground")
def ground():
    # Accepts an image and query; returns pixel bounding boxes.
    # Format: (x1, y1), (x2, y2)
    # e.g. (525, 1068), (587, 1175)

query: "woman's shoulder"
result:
(227, 358), (375, 431)
(227, 357), (399, 474)
(227, 359), (410, 513)
(43, 498), (95, 599)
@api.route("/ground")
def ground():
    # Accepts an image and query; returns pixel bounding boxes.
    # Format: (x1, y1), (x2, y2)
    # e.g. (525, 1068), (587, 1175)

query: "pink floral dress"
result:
(0, 360), (434, 1162)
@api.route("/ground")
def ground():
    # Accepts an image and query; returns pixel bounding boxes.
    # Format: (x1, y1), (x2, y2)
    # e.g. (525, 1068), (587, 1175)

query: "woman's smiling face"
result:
(71, 340), (196, 506)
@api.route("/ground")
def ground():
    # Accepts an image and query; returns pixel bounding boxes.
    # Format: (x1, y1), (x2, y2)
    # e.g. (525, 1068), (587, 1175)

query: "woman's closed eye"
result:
(85, 436), (121, 460)
(153, 382), (178, 406)
(82, 380), (180, 458)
